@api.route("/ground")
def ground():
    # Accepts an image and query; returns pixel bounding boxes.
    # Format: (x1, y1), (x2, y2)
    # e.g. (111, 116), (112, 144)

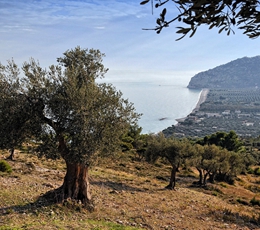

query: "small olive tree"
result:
(194, 144), (245, 185)
(0, 61), (41, 160)
(145, 133), (193, 189)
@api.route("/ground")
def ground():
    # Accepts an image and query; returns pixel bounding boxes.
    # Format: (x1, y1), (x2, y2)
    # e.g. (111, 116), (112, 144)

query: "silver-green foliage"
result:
(0, 47), (140, 165)
(141, 0), (260, 40)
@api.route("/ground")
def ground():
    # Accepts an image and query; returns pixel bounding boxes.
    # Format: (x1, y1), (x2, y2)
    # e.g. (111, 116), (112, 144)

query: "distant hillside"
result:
(187, 56), (260, 89)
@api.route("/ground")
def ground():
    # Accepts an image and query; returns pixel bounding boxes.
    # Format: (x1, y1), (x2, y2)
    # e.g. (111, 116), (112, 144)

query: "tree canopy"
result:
(144, 131), (248, 188)
(0, 60), (42, 160)
(145, 133), (195, 189)
(197, 130), (243, 152)
(140, 0), (260, 40)
(0, 47), (140, 208)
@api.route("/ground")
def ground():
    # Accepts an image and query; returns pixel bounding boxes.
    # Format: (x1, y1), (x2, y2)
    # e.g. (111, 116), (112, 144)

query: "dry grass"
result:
(0, 150), (260, 230)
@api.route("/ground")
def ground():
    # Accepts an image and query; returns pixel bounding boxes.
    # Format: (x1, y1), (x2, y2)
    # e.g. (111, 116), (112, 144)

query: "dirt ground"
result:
(0, 152), (260, 229)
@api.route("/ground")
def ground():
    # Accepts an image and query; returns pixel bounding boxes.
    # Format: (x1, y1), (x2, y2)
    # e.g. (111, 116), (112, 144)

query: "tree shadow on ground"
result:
(91, 180), (148, 192)
(207, 208), (260, 229)
(0, 187), (66, 217)
(0, 196), (51, 217)
(0, 179), (151, 217)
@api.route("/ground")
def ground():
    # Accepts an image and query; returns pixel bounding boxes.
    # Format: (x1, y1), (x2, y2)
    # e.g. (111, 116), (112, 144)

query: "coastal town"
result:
(163, 88), (260, 138)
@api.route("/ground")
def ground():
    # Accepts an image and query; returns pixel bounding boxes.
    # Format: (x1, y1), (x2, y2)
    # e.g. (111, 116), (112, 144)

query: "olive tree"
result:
(0, 47), (140, 208)
(162, 138), (193, 189)
(140, 0), (260, 40)
(0, 61), (41, 160)
(145, 132), (168, 163)
(146, 133), (193, 189)
(196, 144), (221, 185)
(194, 144), (244, 185)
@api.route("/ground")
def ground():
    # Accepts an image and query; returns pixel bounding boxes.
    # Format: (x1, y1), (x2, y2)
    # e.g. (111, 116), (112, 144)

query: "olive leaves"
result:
(141, 0), (260, 40)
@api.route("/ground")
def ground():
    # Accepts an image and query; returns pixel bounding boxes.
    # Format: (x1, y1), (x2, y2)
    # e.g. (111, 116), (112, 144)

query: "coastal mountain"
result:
(187, 56), (260, 89)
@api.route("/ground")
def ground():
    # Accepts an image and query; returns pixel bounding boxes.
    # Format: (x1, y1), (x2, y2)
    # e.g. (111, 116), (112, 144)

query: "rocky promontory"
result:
(163, 56), (260, 138)
(187, 56), (260, 89)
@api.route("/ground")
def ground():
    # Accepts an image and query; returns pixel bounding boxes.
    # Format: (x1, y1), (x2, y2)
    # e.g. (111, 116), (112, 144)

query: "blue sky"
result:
(1, 0), (260, 83)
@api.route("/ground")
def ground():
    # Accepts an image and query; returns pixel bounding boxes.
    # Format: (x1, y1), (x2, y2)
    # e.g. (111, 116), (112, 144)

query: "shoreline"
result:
(192, 88), (209, 113)
(175, 88), (209, 123)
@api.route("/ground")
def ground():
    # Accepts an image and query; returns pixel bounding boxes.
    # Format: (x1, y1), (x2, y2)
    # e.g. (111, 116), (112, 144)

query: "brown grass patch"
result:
(0, 151), (260, 229)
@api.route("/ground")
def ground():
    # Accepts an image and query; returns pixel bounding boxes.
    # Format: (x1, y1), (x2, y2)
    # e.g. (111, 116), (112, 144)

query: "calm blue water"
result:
(105, 73), (201, 134)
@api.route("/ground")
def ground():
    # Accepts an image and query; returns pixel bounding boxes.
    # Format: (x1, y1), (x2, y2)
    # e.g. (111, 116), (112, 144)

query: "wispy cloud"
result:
(0, 0), (143, 28)
(0, 0), (260, 80)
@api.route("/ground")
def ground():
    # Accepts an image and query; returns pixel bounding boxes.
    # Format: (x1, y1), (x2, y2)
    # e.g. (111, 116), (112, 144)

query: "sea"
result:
(103, 71), (202, 134)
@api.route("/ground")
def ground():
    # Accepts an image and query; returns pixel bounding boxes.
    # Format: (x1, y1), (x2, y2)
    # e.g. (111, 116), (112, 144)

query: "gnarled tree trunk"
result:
(165, 165), (177, 190)
(53, 134), (94, 210)
(59, 161), (93, 210)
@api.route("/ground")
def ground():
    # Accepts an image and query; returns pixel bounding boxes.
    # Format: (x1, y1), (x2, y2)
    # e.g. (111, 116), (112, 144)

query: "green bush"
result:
(250, 197), (260, 206)
(219, 182), (228, 188)
(236, 198), (249, 206)
(120, 142), (133, 152)
(247, 167), (254, 174)
(254, 167), (260, 176)
(0, 160), (12, 173)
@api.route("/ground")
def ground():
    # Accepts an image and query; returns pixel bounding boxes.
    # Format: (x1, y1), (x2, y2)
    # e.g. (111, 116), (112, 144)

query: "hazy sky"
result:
(1, 0), (260, 83)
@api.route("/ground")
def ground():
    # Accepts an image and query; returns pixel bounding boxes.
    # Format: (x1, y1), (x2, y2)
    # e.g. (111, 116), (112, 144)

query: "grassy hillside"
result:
(0, 150), (260, 230)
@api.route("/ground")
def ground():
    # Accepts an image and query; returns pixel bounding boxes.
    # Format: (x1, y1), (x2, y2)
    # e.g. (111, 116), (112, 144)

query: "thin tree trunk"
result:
(165, 165), (177, 190)
(196, 167), (203, 185)
(203, 172), (209, 186)
(60, 160), (93, 210)
(7, 148), (15, 161)
(209, 172), (215, 183)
